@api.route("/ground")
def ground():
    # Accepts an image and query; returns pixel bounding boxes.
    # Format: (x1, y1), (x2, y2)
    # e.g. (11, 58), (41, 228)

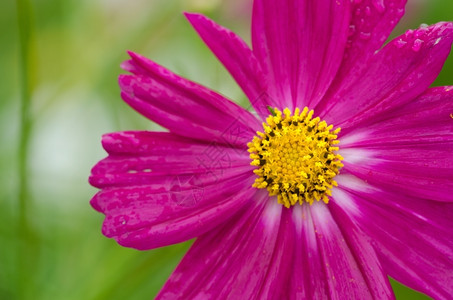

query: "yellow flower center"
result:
(248, 107), (343, 208)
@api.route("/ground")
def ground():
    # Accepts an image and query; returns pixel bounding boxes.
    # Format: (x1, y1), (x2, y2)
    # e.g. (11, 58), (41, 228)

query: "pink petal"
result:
(91, 173), (256, 250)
(89, 131), (256, 250)
(340, 87), (453, 202)
(318, 22), (453, 130)
(120, 52), (261, 148)
(251, 0), (351, 110)
(156, 192), (285, 299)
(90, 131), (251, 188)
(289, 205), (329, 299)
(333, 183), (453, 299)
(184, 13), (271, 120)
(341, 86), (453, 147)
(309, 203), (394, 299)
(156, 196), (393, 299)
(320, 0), (407, 105)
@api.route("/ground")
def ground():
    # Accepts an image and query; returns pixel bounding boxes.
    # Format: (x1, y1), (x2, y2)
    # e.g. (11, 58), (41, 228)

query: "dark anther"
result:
(260, 160), (266, 166)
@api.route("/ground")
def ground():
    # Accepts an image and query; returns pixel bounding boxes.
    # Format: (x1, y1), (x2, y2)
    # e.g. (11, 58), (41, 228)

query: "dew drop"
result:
(365, 6), (371, 16)
(348, 25), (356, 36)
(395, 39), (407, 48)
(359, 32), (371, 40)
(119, 216), (127, 225)
(412, 39), (424, 52)
(355, 8), (362, 16)
(371, 0), (385, 13)
(346, 39), (352, 49)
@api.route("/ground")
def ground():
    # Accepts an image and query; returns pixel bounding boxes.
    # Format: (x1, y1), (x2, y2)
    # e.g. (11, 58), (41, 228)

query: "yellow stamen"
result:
(248, 107), (343, 208)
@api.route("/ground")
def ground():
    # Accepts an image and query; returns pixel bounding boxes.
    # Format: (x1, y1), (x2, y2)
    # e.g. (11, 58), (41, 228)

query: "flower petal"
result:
(341, 86), (453, 147)
(251, 0), (351, 109)
(289, 205), (329, 299)
(89, 131), (251, 188)
(184, 13), (271, 120)
(320, 0), (407, 106)
(333, 179), (453, 299)
(90, 131), (256, 250)
(156, 194), (393, 299)
(156, 192), (284, 299)
(120, 52), (261, 148)
(340, 87), (453, 202)
(309, 202), (394, 299)
(318, 22), (453, 130)
(91, 172), (255, 250)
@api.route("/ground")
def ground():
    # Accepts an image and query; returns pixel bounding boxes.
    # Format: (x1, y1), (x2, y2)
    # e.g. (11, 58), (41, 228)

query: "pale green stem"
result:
(16, 0), (33, 298)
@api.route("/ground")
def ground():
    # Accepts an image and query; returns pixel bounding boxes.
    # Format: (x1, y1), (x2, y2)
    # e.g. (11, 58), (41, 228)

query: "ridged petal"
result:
(318, 22), (453, 131)
(91, 174), (254, 250)
(251, 0), (351, 110)
(90, 131), (251, 188)
(309, 203), (394, 299)
(333, 176), (453, 299)
(317, 0), (408, 109)
(156, 192), (285, 299)
(120, 52), (261, 148)
(90, 132), (255, 250)
(340, 87), (453, 202)
(184, 13), (271, 120)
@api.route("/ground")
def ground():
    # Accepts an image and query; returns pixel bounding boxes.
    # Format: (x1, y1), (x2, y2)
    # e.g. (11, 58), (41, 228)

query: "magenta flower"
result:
(90, 0), (453, 298)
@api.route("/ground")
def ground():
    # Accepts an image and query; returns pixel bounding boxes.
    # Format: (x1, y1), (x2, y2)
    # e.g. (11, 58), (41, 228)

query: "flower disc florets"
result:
(248, 107), (344, 208)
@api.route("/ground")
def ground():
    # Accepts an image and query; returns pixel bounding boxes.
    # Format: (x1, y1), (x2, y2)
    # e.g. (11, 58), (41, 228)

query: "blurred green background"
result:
(3, 0), (452, 299)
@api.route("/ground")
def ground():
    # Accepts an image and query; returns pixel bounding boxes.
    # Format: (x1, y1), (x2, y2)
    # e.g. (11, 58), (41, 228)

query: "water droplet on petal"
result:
(119, 216), (127, 225)
(405, 29), (414, 38)
(348, 25), (356, 36)
(372, 0), (385, 13)
(395, 39), (407, 48)
(355, 8), (362, 16)
(359, 32), (371, 40)
(412, 39), (424, 52)
(365, 6), (372, 16)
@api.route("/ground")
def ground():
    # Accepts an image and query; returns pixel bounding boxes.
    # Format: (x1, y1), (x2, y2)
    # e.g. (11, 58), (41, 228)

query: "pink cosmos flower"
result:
(90, 0), (453, 298)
